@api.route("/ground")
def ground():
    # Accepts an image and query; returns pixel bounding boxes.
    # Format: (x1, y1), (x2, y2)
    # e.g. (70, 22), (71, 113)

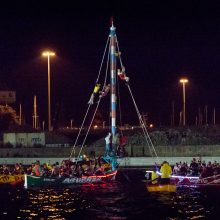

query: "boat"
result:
(145, 170), (177, 193)
(147, 181), (176, 193)
(145, 169), (220, 190)
(24, 20), (126, 188)
(0, 174), (24, 186)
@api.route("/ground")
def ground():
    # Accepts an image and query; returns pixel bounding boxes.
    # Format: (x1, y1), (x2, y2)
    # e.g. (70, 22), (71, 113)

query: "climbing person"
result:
(88, 83), (101, 104)
(105, 132), (112, 156)
(99, 84), (110, 98)
(117, 67), (129, 82)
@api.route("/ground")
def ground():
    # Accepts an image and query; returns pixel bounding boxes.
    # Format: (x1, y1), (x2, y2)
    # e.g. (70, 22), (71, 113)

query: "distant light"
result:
(179, 78), (188, 83)
(42, 51), (55, 57)
(149, 124), (154, 128)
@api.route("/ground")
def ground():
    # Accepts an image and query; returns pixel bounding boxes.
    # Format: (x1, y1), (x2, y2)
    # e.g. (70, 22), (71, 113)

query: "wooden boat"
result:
(146, 170), (220, 190)
(0, 174), (24, 186)
(24, 21), (126, 188)
(145, 171), (176, 192)
(24, 170), (117, 188)
(147, 182), (176, 193)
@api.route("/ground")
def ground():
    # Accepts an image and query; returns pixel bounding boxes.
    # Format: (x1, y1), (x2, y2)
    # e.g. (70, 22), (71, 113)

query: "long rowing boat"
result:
(24, 170), (117, 188)
(0, 174), (24, 186)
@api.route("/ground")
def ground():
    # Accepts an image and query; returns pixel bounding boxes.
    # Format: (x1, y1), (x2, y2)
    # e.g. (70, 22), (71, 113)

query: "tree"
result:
(0, 105), (18, 131)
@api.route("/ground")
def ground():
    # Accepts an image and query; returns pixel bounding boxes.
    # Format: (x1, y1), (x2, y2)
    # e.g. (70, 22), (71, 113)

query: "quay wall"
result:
(1, 145), (220, 158)
(1, 157), (220, 166)
(0, 145), (220, 166)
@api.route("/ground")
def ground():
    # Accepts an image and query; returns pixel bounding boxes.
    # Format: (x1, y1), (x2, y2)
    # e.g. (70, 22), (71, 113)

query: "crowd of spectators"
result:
(172, 158), (220, 178)
(0, 156), (112, 177)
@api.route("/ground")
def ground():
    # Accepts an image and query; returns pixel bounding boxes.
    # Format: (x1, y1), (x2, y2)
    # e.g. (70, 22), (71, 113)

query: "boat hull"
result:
(147, 182), (176, 192)
(146, 171), (220, 188)
(0, 175), (24, 186)
(24, 170), (117, 188)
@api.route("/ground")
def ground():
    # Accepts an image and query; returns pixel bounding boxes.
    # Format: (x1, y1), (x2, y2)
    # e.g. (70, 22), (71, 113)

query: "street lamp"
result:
(42, 51), (55, 131)
(179, 78), (188, 126)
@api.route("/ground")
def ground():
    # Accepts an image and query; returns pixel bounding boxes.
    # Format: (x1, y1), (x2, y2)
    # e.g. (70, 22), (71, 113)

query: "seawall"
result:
(1, 157), (220, 166)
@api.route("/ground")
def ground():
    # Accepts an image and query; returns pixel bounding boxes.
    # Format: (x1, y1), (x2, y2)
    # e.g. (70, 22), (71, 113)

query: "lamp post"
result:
(179, 78), (188, 126)
(42, 51), (55, 131)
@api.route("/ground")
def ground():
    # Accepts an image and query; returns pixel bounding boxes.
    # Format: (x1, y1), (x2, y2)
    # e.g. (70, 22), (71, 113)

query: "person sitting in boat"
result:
(159, 161), (172, 184)
(151, 170), (159, 184)
(11, 163), (23, 175)
(2, 164), (10, 175)
(179, 162), (188, 176)
(42, 163), (51, 176)
(51, 162), (60, 177)
(190, 158), (199, 176)
(173, 163), (180, 174)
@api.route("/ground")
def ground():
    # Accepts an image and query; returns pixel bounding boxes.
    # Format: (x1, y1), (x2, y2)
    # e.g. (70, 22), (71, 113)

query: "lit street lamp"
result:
(179, 78), (188, 126)
(42, 51), (55, 131)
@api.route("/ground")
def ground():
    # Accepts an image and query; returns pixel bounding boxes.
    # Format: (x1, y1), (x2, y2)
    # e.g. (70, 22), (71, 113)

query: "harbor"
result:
(1, 156), (220, 166)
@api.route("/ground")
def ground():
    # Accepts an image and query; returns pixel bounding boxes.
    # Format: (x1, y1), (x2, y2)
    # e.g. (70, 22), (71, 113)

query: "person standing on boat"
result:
(105, 132), (112, 156)
(112, 132), (119, 155)
(160, 161), (172, 184)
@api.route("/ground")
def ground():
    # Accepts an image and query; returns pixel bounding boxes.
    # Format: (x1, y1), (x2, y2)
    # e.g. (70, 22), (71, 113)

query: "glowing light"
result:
(155, 171), (199, 180)
(42, 51), (55, 57)
(179, 78), (188, 84)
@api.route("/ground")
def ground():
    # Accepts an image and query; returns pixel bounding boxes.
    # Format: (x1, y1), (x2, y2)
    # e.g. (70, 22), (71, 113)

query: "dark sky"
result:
(0, 0), (220, 127)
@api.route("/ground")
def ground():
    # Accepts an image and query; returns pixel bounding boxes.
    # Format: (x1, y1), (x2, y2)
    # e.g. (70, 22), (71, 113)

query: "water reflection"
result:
(0, 170), (220, 219)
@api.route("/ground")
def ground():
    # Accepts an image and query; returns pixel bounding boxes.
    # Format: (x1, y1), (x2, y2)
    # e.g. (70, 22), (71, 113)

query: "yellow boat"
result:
(147, 182), (176, 192)
(0, 175), (24, 186)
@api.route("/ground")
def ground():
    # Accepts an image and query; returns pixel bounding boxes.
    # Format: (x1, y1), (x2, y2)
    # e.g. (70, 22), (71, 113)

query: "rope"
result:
(96, 36), (110, 83)
(116, 36), (158, 159)
(76, 44), (110, 158)
(117, 74), (123, 135)
(77, 96), (102, 159)
(126, 83), (159, 161)
(69, 36), (110, 159)
(69, 103), (91, 158)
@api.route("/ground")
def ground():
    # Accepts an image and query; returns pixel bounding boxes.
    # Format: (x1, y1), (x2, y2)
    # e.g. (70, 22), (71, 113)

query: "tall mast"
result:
(109, 20), (117, 137)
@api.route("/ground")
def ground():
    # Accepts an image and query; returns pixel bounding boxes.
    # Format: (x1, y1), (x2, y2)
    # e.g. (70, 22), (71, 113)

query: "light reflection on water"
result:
(0, 169), (219, 220)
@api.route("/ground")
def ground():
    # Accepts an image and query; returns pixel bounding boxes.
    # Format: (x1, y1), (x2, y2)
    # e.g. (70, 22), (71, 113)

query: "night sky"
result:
(0, 0), (220, 127)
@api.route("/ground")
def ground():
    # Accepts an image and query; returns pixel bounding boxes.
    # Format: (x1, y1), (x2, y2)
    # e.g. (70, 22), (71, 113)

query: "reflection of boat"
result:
(25, 21), (125, 188)
(0, 175), (24, 186)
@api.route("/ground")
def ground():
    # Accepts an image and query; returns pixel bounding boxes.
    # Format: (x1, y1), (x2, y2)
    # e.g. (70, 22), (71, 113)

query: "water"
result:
(0, 169), (219, 220)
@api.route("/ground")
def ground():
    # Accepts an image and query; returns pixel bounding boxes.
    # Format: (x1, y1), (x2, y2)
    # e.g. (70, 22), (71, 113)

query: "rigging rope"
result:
(116, 34), (159, 160)
(126, 83), (159, 160)
(96, 36), (110, 83)
(69, 36), (110, 159)
(77, 96), (102, 159)
(76, 44), (111, 159)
